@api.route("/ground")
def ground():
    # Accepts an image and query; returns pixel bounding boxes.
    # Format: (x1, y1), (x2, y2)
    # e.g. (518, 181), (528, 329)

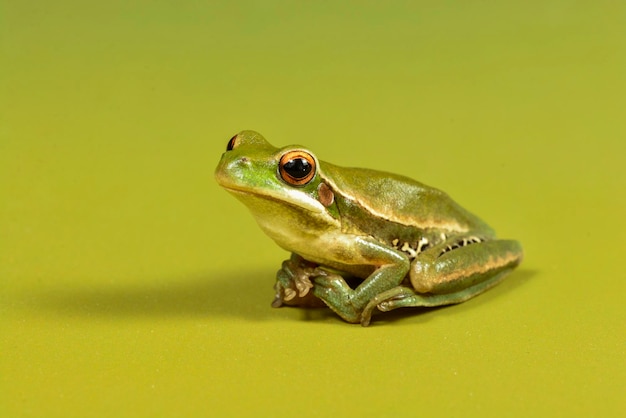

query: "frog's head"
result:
(215, 131), (340, 248)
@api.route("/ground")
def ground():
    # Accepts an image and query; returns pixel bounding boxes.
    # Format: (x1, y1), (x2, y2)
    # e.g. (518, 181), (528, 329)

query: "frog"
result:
(215, 130), (523, 326)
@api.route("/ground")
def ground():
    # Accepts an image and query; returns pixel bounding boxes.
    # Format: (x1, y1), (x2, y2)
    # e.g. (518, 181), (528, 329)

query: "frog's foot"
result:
(313, 275), (360, 324)
(271, 281), (286, 308)
(361, 287), (417, 326)
(272, 254), (326, 308)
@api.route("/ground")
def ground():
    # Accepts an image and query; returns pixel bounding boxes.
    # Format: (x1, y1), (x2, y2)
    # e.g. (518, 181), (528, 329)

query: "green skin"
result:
(215, 131), (523, 326)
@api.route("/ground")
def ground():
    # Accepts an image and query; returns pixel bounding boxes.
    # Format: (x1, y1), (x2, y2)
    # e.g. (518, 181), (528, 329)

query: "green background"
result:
(1, 1), (624, 417)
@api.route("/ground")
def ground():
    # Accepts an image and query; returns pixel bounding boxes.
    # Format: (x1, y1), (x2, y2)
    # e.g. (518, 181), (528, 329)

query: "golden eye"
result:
(226, 134), (239, 151)
(279, 150), (316, 186)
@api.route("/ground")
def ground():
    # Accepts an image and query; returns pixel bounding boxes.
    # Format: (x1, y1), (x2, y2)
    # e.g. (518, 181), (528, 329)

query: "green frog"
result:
(215, 131), (523, 326)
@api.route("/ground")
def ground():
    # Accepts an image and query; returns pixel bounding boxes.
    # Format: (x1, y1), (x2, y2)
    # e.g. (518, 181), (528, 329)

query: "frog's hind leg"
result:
(389, 270), (511, 308)
(410, 238), (523, 295)
(363, 269), (512, 324)
(361, 238), (523, 326)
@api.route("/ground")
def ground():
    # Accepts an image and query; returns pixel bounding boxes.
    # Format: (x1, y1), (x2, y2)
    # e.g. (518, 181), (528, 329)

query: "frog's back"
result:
(320, 162), (493, 235)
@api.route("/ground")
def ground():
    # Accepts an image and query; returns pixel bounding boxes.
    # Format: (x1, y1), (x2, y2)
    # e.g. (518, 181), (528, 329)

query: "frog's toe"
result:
(271, 294), (283, 308)
(283, 288), (297, 301)
(294, 276), (313, 297)
(271, 280), (300, 307)
(271, 281), (284, 308)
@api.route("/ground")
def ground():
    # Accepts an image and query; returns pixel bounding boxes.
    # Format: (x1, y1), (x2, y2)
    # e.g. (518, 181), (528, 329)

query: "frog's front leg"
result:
(313, 237), (410, 324)
(272, 253), (327, 308)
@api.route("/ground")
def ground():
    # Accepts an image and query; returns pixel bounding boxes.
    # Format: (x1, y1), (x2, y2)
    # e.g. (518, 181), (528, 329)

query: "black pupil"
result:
(227, 135), (237, 151)
(284, 158), (311, 179)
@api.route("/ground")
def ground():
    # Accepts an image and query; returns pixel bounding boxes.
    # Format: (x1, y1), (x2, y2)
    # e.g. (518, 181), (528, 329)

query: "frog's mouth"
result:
(220, 186), (321, 214)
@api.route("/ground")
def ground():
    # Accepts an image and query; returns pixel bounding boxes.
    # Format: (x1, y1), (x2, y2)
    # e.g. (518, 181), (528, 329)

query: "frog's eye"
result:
(226, 134), (239, 151)
(279, 150), (316, 186)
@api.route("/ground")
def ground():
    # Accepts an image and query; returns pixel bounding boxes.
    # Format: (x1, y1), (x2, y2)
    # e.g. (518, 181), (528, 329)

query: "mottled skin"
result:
(215, 131), (523, 326)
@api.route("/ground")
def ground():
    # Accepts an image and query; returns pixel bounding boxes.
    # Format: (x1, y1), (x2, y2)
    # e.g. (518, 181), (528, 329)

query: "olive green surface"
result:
(1, 1), (624, 417)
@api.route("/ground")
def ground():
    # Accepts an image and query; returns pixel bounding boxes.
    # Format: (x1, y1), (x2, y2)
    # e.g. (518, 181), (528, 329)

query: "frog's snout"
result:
(215, 153), (251, 188)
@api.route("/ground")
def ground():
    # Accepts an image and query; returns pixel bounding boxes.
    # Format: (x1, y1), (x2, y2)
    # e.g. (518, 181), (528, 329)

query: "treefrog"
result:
(215, 131), (523, 326)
